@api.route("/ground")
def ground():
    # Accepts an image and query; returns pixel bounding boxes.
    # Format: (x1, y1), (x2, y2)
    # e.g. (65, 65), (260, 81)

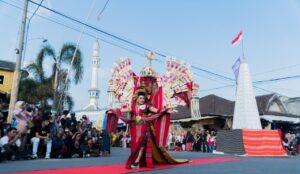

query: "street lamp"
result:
(15, 37), (47, 55)
(22, 37), (48, 69)
(28, 37), (48, 43)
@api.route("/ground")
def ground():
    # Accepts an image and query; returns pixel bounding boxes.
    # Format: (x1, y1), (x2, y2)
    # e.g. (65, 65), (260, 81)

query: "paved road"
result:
(1, 148), (299, 174)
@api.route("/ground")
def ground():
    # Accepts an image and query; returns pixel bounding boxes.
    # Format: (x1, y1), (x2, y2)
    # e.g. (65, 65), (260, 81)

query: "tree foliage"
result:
(18, 43), (83, 112)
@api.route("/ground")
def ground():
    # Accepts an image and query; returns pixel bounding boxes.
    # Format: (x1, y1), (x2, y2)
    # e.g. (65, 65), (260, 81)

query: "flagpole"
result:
(241, 32), (245, 61)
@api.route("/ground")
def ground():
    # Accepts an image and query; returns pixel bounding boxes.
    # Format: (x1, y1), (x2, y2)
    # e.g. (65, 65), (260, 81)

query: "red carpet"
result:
(9, 158), (241, 174)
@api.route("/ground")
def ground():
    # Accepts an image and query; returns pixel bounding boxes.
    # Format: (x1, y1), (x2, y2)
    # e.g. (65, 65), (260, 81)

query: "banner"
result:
(232, 58), (241, 82)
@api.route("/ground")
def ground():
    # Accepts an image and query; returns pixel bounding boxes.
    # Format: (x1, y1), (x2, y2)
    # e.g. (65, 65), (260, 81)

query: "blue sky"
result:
(1, 0), (300, 110)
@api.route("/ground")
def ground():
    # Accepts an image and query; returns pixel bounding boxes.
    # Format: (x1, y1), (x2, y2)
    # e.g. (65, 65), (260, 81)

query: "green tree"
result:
(19, 43), (83, 112)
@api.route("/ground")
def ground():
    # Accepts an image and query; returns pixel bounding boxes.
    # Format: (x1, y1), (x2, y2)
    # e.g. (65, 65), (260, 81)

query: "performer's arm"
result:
(120, 108), (132, 113)
(107, 108), (131, 114)
(149, 106), (158, 113)
(149, 106), (175, 114)
(106, 108), (133, 124)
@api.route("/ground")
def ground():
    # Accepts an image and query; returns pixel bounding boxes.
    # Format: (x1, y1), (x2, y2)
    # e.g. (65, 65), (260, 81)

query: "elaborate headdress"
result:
(133, 86), (150, 101)
(135, 87), (147, 96)
(140, 66), (158, 77)
(140, 52), (158, 77)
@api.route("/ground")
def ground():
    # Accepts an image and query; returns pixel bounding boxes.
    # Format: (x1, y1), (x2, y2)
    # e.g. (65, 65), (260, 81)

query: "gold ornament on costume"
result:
(108, 53), (199, 110)
(140, 52), (158, 77)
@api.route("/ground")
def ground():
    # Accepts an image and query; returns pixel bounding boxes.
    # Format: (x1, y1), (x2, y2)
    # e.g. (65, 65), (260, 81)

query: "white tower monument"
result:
(85, 39), (100, 110)
(232, 59), (262, 129)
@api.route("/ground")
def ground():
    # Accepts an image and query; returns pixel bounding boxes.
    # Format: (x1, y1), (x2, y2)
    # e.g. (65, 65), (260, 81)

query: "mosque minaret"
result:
(85, 39), (100, 110)
(75, 38), (124, 130)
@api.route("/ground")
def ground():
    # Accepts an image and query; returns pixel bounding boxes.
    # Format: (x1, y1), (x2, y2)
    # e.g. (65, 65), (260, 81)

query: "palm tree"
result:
(22, 43), (83, 112)
(24, 45), (56, 109)
(52, 43), (83, 112)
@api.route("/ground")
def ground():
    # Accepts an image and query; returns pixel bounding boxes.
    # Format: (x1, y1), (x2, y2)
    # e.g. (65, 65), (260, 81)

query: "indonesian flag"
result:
(231, 31), (243, 46)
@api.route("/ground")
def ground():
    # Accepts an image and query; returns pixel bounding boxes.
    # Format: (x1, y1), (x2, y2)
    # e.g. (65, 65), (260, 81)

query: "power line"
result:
(194, 73), (233, 86)
(200, 84), (234, 92)
(22, 0), (45, 68)
(254, 74), (300, 84)
(27, 0), (166, 57)
(9, 0), (253, 85)
(2, 0), (294, 97)
(0, 0), (146, 58)
(28, 0), (44, 20)
(3, 0), (155, 58)
(191, 65), (235, 83)
(253, 63), (300, 76)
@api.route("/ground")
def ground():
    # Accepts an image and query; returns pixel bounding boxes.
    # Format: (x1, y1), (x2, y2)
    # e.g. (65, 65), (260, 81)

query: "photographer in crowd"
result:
(0, 100), (111, 161)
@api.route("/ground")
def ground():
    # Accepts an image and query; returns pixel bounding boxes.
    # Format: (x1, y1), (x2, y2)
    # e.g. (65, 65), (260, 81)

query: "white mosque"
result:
(75, 39), (123, 130)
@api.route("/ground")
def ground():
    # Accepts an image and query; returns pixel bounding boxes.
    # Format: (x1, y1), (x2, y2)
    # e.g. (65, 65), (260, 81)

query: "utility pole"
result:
(8, 0), (29, 123)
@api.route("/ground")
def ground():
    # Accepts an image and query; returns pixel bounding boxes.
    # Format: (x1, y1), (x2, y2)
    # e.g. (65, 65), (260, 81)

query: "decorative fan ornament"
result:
(108, 56), (198, 109)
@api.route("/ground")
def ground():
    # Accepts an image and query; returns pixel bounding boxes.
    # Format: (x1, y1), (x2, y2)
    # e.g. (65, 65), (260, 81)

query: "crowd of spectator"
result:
(283, 132), (300, 155)
(0, 101), (111, 161)
(167, 129), (217, 153)
(167, 129), (300, 155)
(1, 100), (300, 162)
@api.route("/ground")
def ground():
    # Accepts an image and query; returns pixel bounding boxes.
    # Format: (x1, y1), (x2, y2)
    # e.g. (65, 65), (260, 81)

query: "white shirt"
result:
(0, 136), (21, 152)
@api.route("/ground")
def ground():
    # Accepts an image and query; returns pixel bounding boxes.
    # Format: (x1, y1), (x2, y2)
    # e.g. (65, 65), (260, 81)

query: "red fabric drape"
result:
(106, 76), (173, 168)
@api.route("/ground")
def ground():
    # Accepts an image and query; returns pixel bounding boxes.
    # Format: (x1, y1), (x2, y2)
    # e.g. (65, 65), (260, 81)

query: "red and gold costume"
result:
(106, 57), (197, 169)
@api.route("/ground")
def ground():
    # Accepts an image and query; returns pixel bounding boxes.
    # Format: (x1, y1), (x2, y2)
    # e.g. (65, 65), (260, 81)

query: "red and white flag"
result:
(231, 31), (243, 46)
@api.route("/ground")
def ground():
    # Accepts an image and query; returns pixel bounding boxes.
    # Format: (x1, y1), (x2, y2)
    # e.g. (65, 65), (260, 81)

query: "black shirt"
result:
(69, 118), (77, 130)
(31, 125), (50, 138)
(60, 118), (67, 129)
(186, 134), (194, 143)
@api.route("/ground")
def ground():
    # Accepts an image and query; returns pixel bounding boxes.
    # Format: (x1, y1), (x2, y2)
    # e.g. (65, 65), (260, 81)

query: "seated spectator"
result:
(60, 110), (69, 129)
(78, 117), (89, 134)
(30, 120), (52, 159)
(174, 140), (183, 151)
(296, 133), (300, 154)
(32, 108), (43, 126)
(69, 112), (78, 132)
(49, 114), (58, 138)
(0, 127), (21, 160)
(82, 115), (90, 125)
(84, 138), (100, 157)
(61, 128), (73, 158)
(51, 128), (65, 158)
(0, 112), (4, 137)
(71, 132), (84, 158)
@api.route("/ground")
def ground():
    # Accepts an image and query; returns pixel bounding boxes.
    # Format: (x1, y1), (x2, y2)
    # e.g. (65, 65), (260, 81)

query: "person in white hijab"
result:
(13, 101), (32, 134)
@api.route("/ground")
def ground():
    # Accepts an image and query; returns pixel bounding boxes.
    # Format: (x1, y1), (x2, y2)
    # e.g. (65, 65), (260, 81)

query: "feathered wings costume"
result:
(106, 57), (197, 168)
